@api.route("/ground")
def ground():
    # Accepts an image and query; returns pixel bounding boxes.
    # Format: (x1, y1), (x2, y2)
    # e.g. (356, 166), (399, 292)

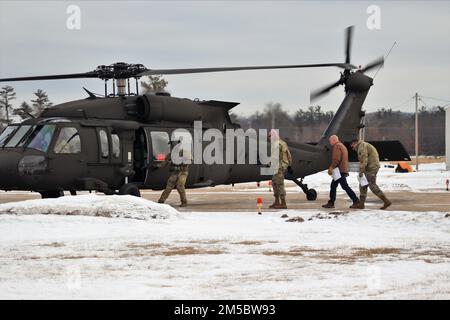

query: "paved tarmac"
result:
(1, 187), (449, 212)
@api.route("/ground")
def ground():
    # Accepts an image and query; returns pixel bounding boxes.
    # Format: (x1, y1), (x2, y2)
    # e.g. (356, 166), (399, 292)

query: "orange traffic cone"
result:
(257, 196), (263, 215)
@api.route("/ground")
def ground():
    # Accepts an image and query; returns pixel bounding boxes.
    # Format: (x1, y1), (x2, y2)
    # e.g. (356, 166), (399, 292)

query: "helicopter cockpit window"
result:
(54, 127), (81, 154)
(150, 131), (170, 161)
(111, 133), (120, 159)
(0, 126), (18, 147)
(5, 125), (33, 148)
(27, 125), (56, 152)
(99, 130), (109, 158)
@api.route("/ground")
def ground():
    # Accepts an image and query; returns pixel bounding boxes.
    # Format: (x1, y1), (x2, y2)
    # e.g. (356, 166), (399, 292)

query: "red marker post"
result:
(257, 196), (263, 215)
(446, 179), (449, 191)
(268, 181), (272, 192)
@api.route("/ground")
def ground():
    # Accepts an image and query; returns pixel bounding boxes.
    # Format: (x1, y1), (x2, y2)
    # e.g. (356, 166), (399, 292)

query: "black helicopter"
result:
(0, 26), (409, 199)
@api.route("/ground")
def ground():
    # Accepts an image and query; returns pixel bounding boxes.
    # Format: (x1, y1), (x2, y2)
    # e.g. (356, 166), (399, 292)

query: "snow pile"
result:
(0, 194), (180, 220)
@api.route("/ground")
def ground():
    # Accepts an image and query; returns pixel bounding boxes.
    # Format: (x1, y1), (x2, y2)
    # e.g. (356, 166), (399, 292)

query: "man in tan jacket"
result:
(322, 135), (359, 209)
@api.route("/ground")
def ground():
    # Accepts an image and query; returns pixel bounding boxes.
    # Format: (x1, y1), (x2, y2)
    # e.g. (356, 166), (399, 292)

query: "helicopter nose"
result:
(0, 150), (23, 189)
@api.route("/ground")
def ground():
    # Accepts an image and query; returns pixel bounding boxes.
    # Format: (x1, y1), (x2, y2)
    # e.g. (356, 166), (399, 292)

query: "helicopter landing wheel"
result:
(40, 190), (64, 199)
(306, 189), (317, 201)
(118, 183), (141, 197)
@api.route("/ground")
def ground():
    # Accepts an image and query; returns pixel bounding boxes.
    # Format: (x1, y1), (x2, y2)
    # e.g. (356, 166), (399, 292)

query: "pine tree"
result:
(31, 89), (52, 116)
(0, 85), (16, 125)
(14, 101), (34, 119)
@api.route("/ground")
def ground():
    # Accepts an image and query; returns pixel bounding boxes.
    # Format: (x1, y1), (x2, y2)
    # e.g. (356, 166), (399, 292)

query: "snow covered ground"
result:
(0, 163), (449, 299)
(0, 208), (449, 299)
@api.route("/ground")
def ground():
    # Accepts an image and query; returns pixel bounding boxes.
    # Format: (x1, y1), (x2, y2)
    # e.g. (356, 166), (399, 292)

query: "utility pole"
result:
(415, 92), (419, 171)
(271, 108), (275, 129)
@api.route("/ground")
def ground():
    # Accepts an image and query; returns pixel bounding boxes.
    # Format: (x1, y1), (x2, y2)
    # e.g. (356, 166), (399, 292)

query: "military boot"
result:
(274, 197), (288, 209)
(379, 195), (392, 210)
(269, 196), (280, 209)
(158, 189), (171, 204)
(179, 194), (188, 207)
(351, 196), (365, 209)
(322, 201), (335, 209)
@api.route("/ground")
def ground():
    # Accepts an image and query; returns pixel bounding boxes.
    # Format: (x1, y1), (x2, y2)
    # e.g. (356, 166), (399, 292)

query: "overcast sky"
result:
(0, 0), (449, 116)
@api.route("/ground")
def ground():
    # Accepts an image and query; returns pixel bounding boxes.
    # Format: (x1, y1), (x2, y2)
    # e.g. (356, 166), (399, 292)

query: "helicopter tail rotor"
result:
(310, 26), (384, 102)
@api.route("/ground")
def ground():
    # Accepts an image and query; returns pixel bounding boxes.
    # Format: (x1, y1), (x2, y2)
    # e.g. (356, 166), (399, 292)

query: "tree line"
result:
(232, 104), (446, 156)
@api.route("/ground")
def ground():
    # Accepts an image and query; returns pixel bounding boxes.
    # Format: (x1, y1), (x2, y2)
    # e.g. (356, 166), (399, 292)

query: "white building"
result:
(447, 106), (450, 170)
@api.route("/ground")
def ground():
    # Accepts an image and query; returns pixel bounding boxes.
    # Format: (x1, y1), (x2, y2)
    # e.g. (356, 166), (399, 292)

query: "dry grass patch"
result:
(353, 248), (403, 258)
(163, 246), (224, 256)
(38, 242), (65, 248)
(186, 239), (225, 244)
(126, 243), (165, 249)
(232, 241), (263, 246)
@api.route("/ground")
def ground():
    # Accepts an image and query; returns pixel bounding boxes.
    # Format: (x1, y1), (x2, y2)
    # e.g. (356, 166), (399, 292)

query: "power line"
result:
(388, 96), (414, 109)
(419, 95), (450, 104)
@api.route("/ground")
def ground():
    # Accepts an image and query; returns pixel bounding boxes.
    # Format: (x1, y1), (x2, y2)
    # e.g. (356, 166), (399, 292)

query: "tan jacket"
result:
(356, 141), (380, 174)
(278, 139), (292, 170)
(272, 138), (292, 171)
(330, 142), (349, 173)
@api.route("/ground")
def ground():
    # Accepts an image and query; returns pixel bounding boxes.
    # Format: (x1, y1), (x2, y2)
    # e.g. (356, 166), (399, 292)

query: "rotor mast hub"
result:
(94, 62), (147, 97)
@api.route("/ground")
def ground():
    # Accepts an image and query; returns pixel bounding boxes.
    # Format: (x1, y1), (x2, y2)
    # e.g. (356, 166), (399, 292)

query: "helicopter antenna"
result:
(373, 41), (396, 79)
(82, 87), (98, 99)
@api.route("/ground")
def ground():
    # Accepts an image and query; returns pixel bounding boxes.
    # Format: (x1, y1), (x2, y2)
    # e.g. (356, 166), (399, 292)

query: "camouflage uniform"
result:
(158, 153), (190, 206)
(270, 139), (292, 208)
(356, 140), (391, 208)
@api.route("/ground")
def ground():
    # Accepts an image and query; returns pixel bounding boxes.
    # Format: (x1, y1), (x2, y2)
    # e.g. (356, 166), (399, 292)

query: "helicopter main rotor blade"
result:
(310, 79), (343, 102)
(0, 72), (99, 82)
(360, 56), (384, 73)
(138, 63), (356, 76)
(345, 25), (354, 64)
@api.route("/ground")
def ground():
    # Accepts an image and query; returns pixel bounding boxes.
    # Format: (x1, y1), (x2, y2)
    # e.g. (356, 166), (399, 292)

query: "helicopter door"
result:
(144, 129), (171, 189)
(132, 128), (148, 183)
(49, 126), (84, 189)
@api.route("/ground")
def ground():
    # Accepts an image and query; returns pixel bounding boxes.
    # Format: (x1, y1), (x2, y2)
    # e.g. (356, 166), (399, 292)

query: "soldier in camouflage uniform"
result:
(158, 143), (191, 207)
(351, 139), (392, 210)
(268, 129), (292, 209)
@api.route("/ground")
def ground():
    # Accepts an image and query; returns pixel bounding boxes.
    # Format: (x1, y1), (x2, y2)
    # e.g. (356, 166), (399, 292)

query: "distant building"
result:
(447, 106), (450, 170)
